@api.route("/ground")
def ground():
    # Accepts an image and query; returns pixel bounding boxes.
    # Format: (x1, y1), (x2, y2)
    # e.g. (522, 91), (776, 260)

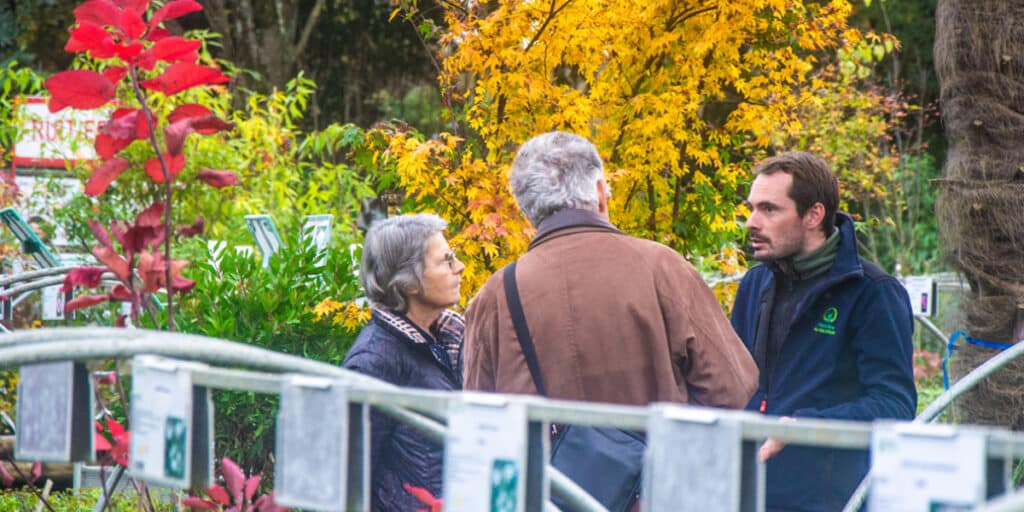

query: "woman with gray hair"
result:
(342, 213), (465, 511)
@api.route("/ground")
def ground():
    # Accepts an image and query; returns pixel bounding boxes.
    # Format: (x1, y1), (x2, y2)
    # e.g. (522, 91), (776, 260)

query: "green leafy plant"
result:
(175, 233), (364, 479)
(0, 488), (178, 511)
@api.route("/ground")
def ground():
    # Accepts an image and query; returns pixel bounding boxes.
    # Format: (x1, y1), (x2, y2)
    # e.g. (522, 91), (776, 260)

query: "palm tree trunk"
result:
(934, 0), (1024, 428)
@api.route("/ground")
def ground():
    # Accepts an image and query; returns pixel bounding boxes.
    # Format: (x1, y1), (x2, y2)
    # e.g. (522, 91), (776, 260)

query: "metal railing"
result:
(1, 327), (1022, 512)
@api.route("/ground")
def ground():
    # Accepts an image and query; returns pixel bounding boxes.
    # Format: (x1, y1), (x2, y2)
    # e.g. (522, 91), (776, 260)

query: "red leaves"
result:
(177, 217), (205, 238)
(189, 115), (234, 135)
(88, 219), (113, 249)
(95, 134), (131, 161)
(29, 462), (41, 485)
(181, 497), (218, 510)
(109, 442), (131, 469)
(94, 424), (112, 451)
(0, 462), (13, 488)
(85, 157), (131, 196)
(93, 246), (130, 283)
(120, 8), (146, 40)
(66, 294), (111, 313)
(96, 108), (152, 159)
(137, 251), (193, 293)
(95, 418), (130, 466)
(144, 153), (185, 183)
(197, 169), (239, 188)
(45, 70), (116, 112)
(165, 114), (233, 156)
(222, 457), (245, 504)
(206, 484), (230, 505)
(184, 458), (280, 512)
(75, 0), (121, 27)
(136, 201), (165, 228)
(102, 66), (128, 85)
(149, 0), (202, 29)
(244, 475), (262, 502)
(50, 0), (224, 319)
(163, 120), (192, 157)
(140, 63), (230, 95)
(110, 284), (132, 301)
(60, 266), (108, 293)
(144, 36), (201, 68)
(118, 0), (151, 10)
(252, 493), (288, 512)
(168, 103), (211, 123)
(147, 28), (171, 41)
(112, 41), (145, 60)
(65, 22), (113, 55)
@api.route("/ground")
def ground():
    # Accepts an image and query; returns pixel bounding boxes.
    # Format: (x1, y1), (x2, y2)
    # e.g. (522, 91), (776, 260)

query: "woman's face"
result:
(410, 232), (464, 311)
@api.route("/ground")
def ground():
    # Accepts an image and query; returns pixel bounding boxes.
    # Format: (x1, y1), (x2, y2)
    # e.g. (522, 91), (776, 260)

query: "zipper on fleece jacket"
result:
(753, 289), (774, 414)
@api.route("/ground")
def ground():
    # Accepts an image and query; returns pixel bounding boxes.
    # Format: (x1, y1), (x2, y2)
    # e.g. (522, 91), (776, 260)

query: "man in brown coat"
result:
(464, 131), (757, 408)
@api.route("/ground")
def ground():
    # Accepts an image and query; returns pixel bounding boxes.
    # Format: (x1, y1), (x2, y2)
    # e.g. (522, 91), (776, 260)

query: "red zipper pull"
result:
(759, 399), (767, 413)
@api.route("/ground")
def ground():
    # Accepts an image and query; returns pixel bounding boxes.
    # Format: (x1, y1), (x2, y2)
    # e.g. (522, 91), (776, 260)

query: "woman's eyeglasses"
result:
(443, 251), (458, 270)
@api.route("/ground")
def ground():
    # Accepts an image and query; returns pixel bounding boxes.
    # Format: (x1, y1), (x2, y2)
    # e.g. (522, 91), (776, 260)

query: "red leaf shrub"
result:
(48, 0), (235, 326)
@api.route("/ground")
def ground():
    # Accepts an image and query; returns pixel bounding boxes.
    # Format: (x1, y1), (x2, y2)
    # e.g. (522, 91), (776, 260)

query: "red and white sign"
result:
(13, 96), (107, 168)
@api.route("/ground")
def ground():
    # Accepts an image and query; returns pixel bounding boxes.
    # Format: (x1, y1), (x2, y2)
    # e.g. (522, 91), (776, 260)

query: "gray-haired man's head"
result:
(510, 131), (607, 226)
(360, 213), (448, 313)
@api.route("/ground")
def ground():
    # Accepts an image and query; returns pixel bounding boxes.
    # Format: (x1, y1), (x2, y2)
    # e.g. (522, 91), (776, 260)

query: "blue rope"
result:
(942, 330), (1015, 390)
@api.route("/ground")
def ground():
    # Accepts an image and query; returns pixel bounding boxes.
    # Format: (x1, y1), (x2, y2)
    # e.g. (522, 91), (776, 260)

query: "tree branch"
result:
(295, 0), (327, 63)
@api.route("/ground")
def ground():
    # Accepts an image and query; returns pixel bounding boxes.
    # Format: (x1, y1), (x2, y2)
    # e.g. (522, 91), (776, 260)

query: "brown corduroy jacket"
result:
(463, 209), (758, 408)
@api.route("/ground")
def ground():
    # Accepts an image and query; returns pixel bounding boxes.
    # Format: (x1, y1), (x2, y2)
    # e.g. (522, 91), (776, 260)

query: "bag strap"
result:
(503, 262), (548, 397)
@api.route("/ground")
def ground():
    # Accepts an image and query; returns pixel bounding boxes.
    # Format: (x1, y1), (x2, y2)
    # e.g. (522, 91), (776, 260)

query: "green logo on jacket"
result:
(814, 306), (838, 335)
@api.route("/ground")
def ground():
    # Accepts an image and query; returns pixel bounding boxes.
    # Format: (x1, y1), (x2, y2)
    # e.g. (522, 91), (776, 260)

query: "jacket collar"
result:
(529, 208), (622, 250)
(766, 212), (863, 284)
(372, 306), (464, 371)
(821, 212), (863, 281)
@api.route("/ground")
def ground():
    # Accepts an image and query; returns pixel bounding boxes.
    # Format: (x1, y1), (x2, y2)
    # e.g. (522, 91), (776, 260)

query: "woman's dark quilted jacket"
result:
(342, 308), (464, 511)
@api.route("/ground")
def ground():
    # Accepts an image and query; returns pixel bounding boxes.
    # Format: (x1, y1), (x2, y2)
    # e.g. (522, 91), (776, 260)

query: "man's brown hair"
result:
(753, 151), (839, 235)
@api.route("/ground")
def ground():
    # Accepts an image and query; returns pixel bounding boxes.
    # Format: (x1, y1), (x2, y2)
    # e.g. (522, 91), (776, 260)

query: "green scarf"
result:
(776, 229), (840, 281)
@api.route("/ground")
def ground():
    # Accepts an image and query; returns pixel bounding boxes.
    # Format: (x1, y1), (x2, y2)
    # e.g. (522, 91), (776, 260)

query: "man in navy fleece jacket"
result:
(731, 151), (916, 512)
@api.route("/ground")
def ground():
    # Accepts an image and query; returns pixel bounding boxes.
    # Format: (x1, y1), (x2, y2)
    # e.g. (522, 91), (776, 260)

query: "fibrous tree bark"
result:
(934, 0), (1024, 427)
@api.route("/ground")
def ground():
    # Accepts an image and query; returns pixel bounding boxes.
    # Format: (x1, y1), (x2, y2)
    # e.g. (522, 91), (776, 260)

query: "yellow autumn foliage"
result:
(384, 0), (895, 305)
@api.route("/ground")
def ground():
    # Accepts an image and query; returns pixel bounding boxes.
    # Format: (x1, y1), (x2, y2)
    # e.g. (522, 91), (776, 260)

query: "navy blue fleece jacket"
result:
(731, 213), (916, 511)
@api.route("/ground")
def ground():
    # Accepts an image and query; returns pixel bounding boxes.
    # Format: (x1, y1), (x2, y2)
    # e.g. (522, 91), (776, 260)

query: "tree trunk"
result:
(934, 0), (1024, 428)
(203, 0), (326, 94)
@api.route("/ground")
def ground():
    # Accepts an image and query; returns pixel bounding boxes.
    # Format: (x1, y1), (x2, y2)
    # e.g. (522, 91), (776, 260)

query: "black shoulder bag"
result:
(503, 262), (645, 512)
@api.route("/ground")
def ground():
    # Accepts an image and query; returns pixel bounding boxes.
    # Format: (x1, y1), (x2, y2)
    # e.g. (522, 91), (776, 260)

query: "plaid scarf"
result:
(372, 306), (464, 372)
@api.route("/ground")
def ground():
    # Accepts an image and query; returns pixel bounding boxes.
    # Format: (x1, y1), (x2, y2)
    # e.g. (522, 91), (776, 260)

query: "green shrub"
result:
(0, 488), (178, 511)
(175, 231), (366, 479)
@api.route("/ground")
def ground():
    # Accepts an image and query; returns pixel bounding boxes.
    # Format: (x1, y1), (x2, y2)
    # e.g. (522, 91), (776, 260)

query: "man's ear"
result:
(802, 202), (826, 232)
(596, 178), (609, 215)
